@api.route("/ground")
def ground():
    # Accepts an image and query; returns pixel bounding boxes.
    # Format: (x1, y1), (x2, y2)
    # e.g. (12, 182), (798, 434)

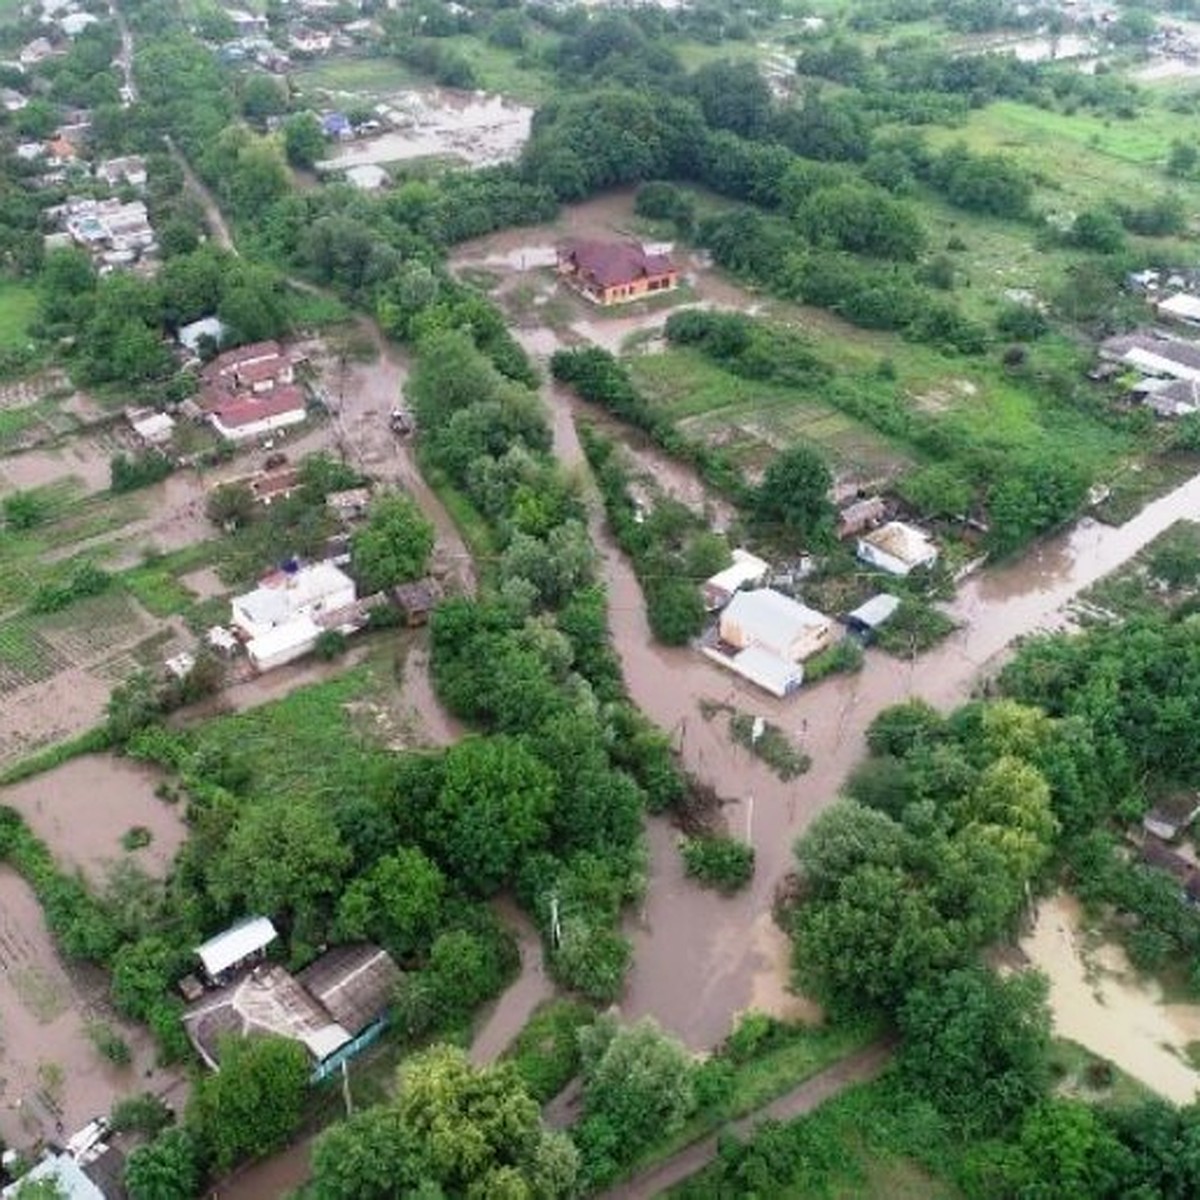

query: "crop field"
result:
(629, 347), (914, 483)
(0, 621), (66, 695)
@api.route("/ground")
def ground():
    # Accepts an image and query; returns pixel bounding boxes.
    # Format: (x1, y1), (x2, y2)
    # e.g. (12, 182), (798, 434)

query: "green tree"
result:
(311, 1044), (578, 1199)
(210, 797), (352, 937)
(205, 482), (255, 529)
(898, 967), (1052, 1134)
(1072, 208), (1125, 254)
(422, 737), (555, 893)
(577, 1016), (696, 1182)
(188, 1035), (309, 1173)
(124, 1128), (200, 1200)
(334, 847), (445, 959)
(282, 112), (325, 168)
(351, 493), (435, 593)
(1167, 138), (1198, 178)
(753, 445), (834, 546)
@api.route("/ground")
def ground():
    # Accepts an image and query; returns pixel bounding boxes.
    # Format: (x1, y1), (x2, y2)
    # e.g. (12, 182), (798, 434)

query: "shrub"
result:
(110, 1092), (174, 1137)
(87, 1021), (133, 1066)
(111, 451), (173, 494)
(729, 714), (811, 780)
(314, 630), (348, 660)
(29, 562), (111, 613)
(681, 835), (755, 892)
(121, 826), (152, 851)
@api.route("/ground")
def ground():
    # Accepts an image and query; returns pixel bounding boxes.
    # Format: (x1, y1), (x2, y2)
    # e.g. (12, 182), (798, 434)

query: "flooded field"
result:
(0, 437), (115, 494)
(0, 867), (185, 1150)
(1022, 894), (1200, 1104)
(317, 89), (532, 172)
(0, 754), (185, 883)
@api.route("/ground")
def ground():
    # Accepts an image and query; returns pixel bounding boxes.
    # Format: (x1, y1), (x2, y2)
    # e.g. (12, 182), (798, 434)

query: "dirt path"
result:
(164, 136), (236, 255)
(600, 1040), (894, 1200)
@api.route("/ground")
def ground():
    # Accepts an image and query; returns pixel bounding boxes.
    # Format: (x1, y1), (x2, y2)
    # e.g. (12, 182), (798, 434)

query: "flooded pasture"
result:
(1022, 894), (1200, 1104)
(317, 88), (532, 172)
(0, 867), (185, 1150)
(0, 754), (186, 883)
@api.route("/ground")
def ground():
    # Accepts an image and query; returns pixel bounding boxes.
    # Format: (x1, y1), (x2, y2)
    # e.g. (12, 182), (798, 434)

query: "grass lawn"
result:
(920, 98), (1200, 214)
(438, 34), (558, 104)
(0, 279), (35, 348)
(292, 55), (421, 98)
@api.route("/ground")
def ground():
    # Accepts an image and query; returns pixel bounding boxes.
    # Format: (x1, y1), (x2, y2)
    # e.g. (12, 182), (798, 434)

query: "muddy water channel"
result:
(547, 377), (1200, 1049)
(1023, 894), (1200, 1103)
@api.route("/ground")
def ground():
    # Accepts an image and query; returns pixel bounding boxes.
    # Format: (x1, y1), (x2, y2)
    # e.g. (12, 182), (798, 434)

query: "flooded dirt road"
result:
(1022, 894), (1200, 1104)
(546, 362), (1200, 1049)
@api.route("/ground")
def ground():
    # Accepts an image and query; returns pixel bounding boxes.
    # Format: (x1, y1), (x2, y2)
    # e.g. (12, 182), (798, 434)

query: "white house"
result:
(857, 521), (938, 577)
(178, 315), (226, 355)
(344, 163), (389, 191)
(60, 11), (99, 37)
(231, 561), (356, 640)
(702, 548), (769, 611)
(246, 613), (323, 671)
(209, 386), (307, 441)
(719, 588), (833, 664)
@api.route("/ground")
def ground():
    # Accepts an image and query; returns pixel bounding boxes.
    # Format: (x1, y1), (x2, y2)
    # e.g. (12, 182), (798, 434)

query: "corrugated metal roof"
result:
(195, 916), (278, 978)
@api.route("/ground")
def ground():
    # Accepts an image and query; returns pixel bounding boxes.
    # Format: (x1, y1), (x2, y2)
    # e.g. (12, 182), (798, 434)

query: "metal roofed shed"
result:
(196, 915), (278, 983)
(846, 594), (901, 639)
(719, 588), (833, 664)
(1157, 292), (1200, 327)
(702, 549), (769, 611)
(245, 614), (322, 672)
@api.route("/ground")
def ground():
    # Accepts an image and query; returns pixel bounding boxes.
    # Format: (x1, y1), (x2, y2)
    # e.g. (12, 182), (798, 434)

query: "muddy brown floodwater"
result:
(0, 754), (185, 884)
(316, 88), (532, 172)
(1022, 894), (1200, 1103)
(0, 867), (186, 1151)
(545, 365), (1200, 1049)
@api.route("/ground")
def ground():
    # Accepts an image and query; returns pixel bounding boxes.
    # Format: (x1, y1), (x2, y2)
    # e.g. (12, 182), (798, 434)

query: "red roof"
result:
(212, 385), (305, 430)
(237, 356), (289, 385)
(203, 340), (283, 382)
(560, 240), (675, 289)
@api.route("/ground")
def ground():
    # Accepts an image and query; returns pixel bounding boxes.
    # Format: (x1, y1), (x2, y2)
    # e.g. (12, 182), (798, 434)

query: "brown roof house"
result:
(557, 239), (678, 306)
(184, 940), (399, 1082)
(391, 577), (442, 627)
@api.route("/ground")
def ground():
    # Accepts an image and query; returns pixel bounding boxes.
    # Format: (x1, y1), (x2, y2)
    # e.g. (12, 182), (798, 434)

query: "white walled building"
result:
(231, 562), (356, 640)
(857, 521), (938, 577)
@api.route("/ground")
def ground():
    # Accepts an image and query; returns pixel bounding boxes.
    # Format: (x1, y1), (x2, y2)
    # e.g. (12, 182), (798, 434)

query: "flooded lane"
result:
(547, 365), (1200, 1049)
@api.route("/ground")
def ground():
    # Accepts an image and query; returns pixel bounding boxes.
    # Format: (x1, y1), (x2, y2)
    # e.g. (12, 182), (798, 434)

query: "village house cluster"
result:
(697, 509), (938, 698)
(213, 1), (383, 72)
(181, 917), (401, 1082)
(1095, 271), (1200, 418)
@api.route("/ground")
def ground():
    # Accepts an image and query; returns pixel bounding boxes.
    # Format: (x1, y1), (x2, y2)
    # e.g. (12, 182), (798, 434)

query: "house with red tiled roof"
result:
(557, 239), (678, 307)
(209, 385), (307, 441)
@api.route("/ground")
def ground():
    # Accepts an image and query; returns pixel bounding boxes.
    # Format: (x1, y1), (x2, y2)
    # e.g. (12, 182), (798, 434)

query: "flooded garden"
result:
(0, 754), (186, 883)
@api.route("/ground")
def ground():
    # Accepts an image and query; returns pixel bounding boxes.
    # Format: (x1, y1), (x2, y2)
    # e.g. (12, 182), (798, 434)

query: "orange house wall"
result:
(597, 270), (678, 306)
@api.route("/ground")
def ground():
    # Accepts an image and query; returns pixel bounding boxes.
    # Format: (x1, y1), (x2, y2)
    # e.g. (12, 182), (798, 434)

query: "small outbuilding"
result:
(195, 915), (278, 986)
(836, 496), (886, 540)
(702, 549), (769, 612)
(391, 578), (441, 627)
(1157, 292), (1200, 328)
(246, 614), (323, 672)
(845, 593), (901, 640)
(344, 163), (389, 191)
(1142, 794), (1200, 842)
(857, 521), (938, 577)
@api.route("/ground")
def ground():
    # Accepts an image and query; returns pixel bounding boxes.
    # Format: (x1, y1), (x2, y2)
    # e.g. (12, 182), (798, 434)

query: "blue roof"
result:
(321, 112), (349, 134)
